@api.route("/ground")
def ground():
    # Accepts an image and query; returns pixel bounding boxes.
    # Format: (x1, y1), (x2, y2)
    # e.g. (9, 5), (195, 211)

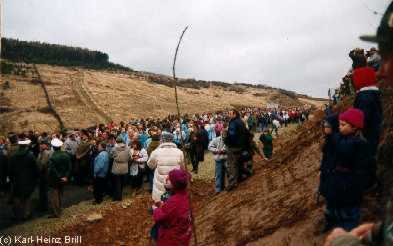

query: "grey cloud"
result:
(3, 0), (390, 97)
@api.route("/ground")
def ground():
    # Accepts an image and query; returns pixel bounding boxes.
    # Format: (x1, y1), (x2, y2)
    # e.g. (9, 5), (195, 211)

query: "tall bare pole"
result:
(172, 26), (189, 126)
(171, 26), (198, 245)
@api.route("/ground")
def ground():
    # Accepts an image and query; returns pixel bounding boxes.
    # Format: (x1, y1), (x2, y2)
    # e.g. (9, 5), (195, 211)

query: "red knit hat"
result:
(168, 169), (190, 190)
(339, 108), (365, 129)
(352, 67), (377, 91)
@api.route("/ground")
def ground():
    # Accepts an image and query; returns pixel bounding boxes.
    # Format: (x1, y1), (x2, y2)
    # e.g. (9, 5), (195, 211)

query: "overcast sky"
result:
(2, 0), (390, 97)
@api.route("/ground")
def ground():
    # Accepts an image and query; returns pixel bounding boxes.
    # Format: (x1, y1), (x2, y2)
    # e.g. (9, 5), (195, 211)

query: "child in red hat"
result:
(352, 67), (382, 188)
(322, 108), (373, 232)
(151, 169), (192, 246)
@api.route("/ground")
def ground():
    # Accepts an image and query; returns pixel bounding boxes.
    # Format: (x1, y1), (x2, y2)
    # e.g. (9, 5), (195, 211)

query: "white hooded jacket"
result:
(147, 142), (184, 202)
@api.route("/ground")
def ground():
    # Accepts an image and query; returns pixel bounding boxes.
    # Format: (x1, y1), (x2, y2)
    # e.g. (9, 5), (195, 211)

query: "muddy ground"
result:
(3, 119), (377, 246)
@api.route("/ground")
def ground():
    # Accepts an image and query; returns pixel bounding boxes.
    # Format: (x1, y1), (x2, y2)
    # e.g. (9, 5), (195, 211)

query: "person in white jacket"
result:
(208, 133), (227, 193)
(129, 140), (148, 191)
(147, 132), (184, 202)
(272, 119), (281, 136)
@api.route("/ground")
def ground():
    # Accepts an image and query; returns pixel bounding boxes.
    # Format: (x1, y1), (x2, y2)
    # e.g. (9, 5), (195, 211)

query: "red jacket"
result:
(153, 190), (192, 246)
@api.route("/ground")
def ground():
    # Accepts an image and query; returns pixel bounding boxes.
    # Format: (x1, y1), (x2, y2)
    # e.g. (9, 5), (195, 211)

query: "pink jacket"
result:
(153, 190), (192, 246)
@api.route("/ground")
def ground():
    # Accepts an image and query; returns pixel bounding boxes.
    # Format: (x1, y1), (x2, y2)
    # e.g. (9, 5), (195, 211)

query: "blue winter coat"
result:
(325, 133), (371, 208)
(353, 89), (383, 156)
(94, 150), (109, 178)
(319, 114), (339, 197)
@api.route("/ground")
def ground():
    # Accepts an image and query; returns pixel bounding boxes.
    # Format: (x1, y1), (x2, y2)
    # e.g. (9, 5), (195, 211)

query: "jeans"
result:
(215, 160), (226, 192)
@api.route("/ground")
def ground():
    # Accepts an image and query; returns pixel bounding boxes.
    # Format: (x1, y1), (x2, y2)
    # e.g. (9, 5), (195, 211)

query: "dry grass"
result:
(1, 64), (325, 132)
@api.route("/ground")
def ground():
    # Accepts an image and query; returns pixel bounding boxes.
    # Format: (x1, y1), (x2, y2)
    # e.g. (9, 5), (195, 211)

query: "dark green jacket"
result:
(259, 133), (273, 157)
(48, 150), (71, 187)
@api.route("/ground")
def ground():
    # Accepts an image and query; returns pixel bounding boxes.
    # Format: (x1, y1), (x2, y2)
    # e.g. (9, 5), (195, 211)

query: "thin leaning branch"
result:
(171, 26), (199, 246)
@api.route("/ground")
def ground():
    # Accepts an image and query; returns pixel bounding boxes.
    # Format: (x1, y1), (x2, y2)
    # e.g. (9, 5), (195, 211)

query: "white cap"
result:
(18, 139), (31, 145)
(51, 138), (63, 147)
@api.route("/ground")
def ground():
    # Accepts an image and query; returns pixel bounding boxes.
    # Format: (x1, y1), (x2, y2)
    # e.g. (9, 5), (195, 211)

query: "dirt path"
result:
(69, 71), (112, 124)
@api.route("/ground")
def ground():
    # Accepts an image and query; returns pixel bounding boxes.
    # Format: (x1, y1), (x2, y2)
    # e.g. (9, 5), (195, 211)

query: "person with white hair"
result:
(47, 138), (71, 218)
(147, 132), (185, 202)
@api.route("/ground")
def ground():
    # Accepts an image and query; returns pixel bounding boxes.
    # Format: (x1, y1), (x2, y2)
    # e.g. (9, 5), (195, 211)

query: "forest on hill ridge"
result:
(0, 38), (132, 71)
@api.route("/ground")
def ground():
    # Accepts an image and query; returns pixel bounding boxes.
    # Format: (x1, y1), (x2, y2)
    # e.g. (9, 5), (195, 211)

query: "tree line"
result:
(1, 38), (132, 71)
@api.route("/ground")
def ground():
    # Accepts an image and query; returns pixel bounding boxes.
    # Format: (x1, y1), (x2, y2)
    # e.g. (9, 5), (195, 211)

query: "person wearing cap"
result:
(47, 138), (71, 218)
(111, 136), (130, 201)
(37, 139), (53, 211)
(147, 132), (185, 202)
(8, 138), (39, 221)
(152, 169), (192, 245)
(326, 2), (393, 245)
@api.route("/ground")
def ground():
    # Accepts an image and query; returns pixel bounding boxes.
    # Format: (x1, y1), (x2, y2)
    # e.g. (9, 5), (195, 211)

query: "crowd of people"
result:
(323, 2), (393, 245)
(2, 3), (392, 244)
(0, 105), (310, 223)
(331, 45), (382, 104)
(319, 49), (383, 233)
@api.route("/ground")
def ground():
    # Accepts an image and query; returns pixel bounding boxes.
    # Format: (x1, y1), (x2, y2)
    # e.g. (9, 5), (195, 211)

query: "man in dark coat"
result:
(48, 138), (71, 218)
(8, 139), (39, 221)
(75, 134), (91, 186)
(189, 125), (205, 173)
(224, 109), (249, 191)
(37, 140), (52, 211)
(199, 125), (209, 150)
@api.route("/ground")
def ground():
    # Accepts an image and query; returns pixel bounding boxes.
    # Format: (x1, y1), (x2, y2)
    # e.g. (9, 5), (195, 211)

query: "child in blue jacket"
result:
(324, 108), (372, 232)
